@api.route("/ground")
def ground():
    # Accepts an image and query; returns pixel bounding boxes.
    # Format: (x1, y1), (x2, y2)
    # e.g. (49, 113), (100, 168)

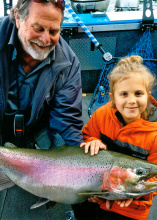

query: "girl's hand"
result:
(88, 197), (113, 209)
(115, 198), (133, 207)
(88, 197), (133, 209)
(88, 196), (103, 203)
(80, 140), (106, 156)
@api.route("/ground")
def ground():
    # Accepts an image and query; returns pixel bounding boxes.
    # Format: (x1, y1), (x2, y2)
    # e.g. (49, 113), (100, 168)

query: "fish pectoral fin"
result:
(30, 198), (50, 209)
(0, 170), (15, 191)
(4, 142), (18, 148)
(78, 191), (110, 197)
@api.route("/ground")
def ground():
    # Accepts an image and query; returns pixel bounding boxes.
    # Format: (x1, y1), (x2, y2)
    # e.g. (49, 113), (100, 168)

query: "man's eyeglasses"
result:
(22, 0), (65, 10)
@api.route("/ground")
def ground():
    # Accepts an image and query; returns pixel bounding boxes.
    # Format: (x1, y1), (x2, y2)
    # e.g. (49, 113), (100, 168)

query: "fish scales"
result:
(0, 145), (157, 204)
(0, 146), (110, 203)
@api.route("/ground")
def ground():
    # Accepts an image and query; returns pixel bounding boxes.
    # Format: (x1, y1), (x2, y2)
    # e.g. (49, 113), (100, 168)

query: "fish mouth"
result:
(104, 179), (157, 200)
(133, 180), (157, 192)
(113, 178), (157, 198)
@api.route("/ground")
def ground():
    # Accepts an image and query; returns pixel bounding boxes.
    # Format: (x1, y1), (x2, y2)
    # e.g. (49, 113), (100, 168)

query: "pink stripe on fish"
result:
(1, 153), (106, 187)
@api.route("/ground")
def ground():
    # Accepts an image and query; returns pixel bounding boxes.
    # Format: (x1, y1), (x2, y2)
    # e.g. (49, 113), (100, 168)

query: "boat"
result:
(0, 0), (157, 219)
(115, 0), (140, 11)
(70, 0), (110, 13)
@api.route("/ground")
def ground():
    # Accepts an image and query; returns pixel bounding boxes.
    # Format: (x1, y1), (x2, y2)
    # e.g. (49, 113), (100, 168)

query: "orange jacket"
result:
(82, 101), (157, 220)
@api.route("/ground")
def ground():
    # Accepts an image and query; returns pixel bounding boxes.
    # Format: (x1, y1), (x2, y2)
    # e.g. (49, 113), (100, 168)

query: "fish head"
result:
(102, 156), (157, 199)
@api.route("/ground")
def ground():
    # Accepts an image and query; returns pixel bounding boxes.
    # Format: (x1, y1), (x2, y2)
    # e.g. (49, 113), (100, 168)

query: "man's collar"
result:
(8, 25), (18, 48)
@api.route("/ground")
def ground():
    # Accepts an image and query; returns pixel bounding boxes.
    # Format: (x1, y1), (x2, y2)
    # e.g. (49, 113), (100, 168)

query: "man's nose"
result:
(40, 31), (51, 44)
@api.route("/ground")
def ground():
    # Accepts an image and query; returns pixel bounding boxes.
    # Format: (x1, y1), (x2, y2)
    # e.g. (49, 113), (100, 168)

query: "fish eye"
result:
(136, 168), (146, 176)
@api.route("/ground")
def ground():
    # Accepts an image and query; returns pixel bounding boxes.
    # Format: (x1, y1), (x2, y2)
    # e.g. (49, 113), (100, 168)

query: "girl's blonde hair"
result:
(107, 55), (156, 119)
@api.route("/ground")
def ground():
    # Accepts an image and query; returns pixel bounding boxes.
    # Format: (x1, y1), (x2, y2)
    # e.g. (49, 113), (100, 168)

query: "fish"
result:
(0, 144), (157, 207)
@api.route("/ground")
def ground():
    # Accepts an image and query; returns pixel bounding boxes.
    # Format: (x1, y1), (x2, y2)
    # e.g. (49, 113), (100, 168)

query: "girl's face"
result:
(110, 74), (150, 124)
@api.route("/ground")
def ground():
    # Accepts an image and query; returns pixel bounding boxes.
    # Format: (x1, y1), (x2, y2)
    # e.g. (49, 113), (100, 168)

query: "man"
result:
(0, 0), (83, 148)
(0, 0), (83, 218)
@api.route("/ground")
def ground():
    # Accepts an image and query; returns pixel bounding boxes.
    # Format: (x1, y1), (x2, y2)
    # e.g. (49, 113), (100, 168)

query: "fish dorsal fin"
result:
(4, 142), (17, 148)
(0, 170), (15, 191)
(78, 191), (110, 198)
(30, 198), (50, 209)
(34, 144), (40, 150)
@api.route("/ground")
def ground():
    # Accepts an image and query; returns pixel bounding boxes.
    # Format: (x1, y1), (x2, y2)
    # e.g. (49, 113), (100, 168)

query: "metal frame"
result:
(3, 0), (13, 16)
(141, 0), (155, 30)
(78, 23), (142, 32)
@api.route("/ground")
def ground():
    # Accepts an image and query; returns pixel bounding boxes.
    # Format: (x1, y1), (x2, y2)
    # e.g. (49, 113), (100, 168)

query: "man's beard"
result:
(18, 34), (55, 61)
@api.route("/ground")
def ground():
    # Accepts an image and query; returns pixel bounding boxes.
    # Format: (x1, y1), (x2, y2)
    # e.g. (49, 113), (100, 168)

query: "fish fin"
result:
(4, 142), (17, 148)
(0, 170), (15, 191)
(34, 144), (40, 150)
(30, 198), (50, 209)
(78, 191), (110, 197)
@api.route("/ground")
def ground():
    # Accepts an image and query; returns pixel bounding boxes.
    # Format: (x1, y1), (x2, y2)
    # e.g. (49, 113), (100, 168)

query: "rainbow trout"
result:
(0, 145), (157, 206)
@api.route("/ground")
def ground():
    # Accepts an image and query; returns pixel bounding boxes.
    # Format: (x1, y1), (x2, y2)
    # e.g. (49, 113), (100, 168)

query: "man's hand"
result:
(80, 140), (106, 156)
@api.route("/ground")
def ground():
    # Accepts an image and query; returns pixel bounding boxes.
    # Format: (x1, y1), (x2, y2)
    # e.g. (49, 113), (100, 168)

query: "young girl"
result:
(73, 56), (157, 220)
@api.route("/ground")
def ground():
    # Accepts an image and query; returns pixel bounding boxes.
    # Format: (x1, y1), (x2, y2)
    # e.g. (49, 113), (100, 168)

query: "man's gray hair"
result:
(9, 0), (64, 24)
(10, 0), (31, 24)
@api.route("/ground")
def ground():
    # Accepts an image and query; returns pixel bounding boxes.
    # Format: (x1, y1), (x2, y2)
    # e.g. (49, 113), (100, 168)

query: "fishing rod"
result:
(64, 1), (113, 62)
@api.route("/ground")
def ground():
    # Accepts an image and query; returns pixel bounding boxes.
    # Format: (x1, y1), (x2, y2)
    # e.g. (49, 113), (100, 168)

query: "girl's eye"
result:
(121, 92), (127, 96)
(135, 91), (143, 96)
